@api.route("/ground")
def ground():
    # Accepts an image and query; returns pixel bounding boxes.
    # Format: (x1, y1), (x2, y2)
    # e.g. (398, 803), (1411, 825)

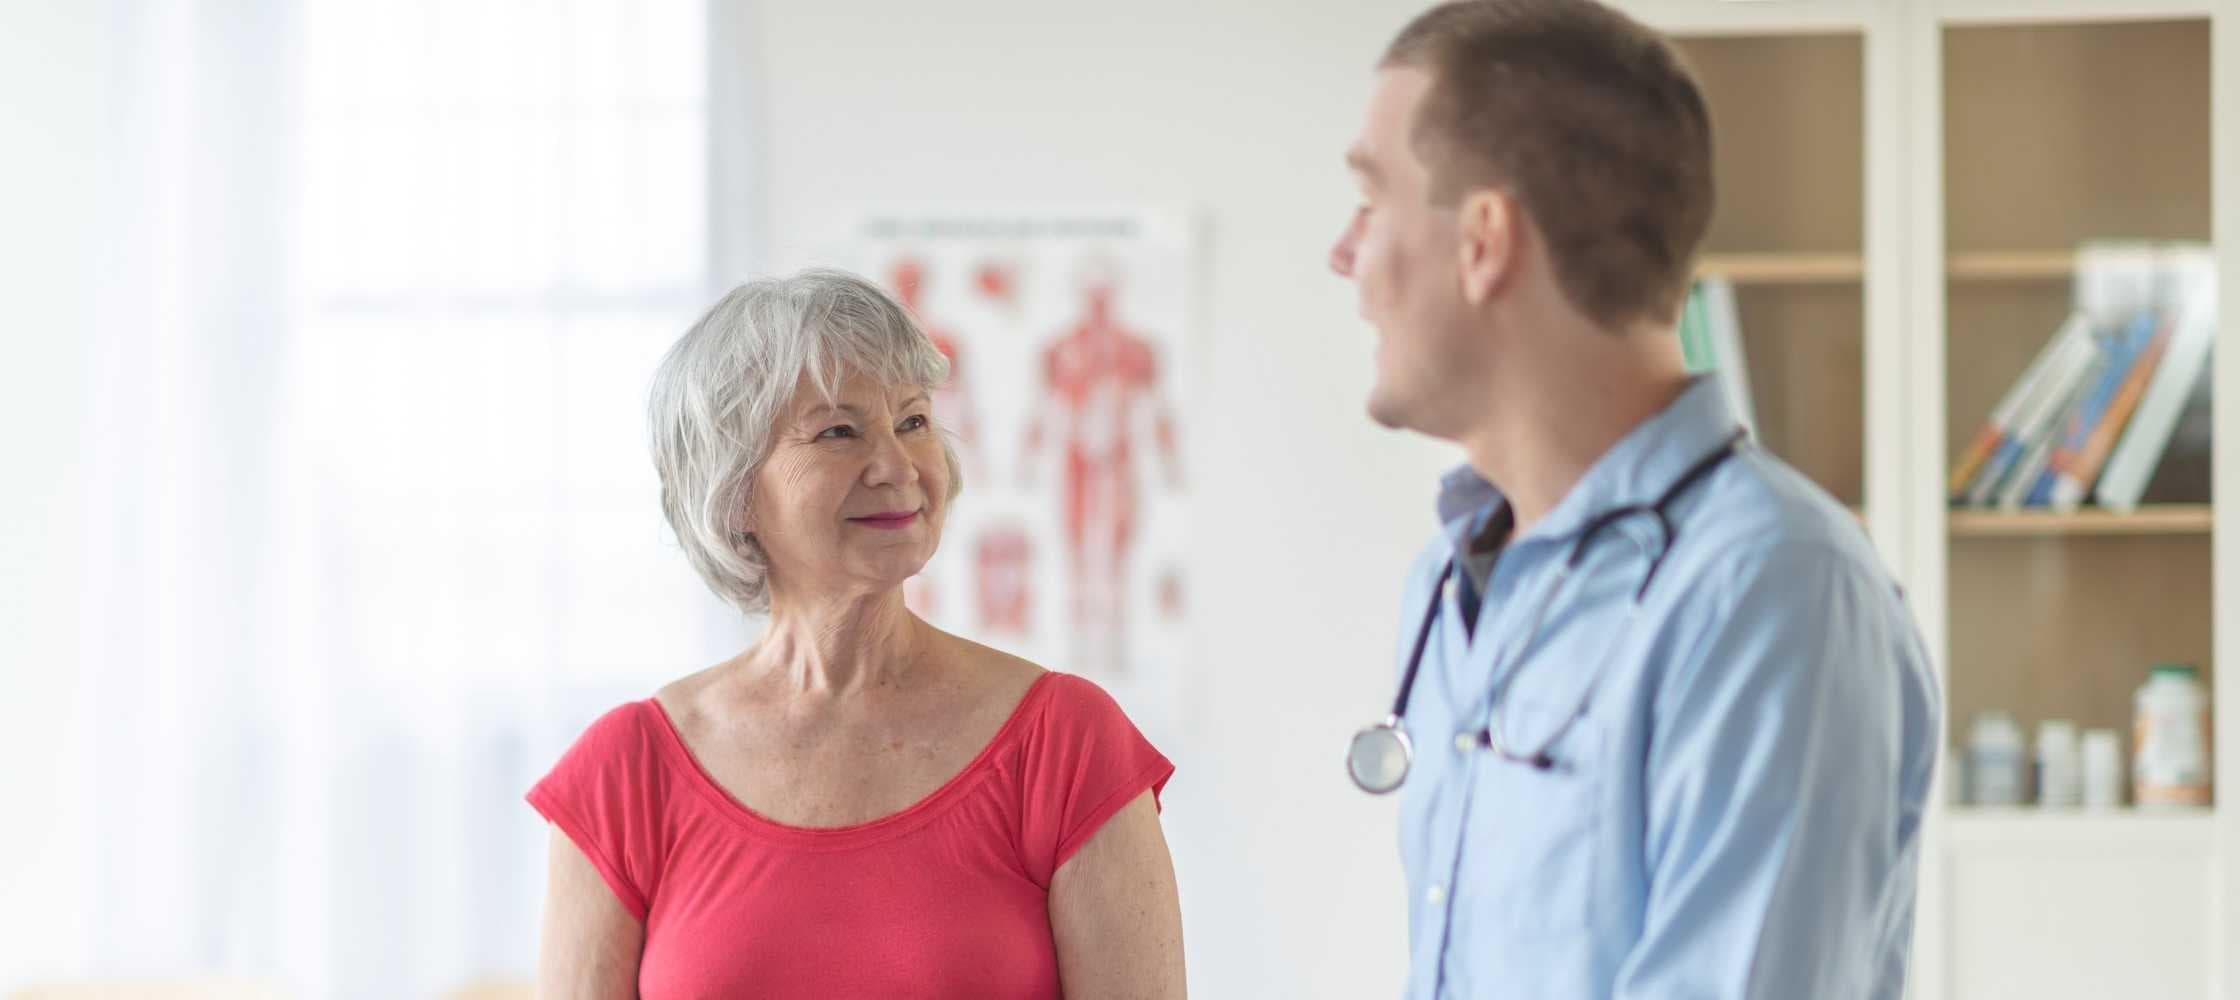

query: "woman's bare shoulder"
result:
(934, 629), (1049, 703)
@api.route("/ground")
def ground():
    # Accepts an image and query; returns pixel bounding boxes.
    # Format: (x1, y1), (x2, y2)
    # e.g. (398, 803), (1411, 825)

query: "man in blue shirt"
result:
(1328, 1), (1942, 997)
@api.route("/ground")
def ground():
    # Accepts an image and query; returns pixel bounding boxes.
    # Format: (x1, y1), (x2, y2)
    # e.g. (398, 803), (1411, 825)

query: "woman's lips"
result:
(849, 511), (920, 530)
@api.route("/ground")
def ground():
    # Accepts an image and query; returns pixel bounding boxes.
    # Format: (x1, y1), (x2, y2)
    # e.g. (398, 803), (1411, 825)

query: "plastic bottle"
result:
(2081, 727), (2125, 809)
(2035, 719), (2080, 807)
(1967, 710), (2026, 806)
(2133, 663), (2210, 809)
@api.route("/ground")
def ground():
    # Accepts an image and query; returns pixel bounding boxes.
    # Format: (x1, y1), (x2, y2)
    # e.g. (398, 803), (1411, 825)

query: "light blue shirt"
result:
(1394, 376), (1941, 999)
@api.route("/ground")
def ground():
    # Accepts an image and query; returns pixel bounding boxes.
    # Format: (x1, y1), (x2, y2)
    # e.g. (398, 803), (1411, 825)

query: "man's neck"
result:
(1457, 325), (1691, 536)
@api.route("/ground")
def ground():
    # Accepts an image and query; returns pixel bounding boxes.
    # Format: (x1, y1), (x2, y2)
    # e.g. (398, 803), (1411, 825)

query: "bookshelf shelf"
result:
(1693, 250), (2077, 285)
(1947, 505), (2214, 537)
(1947, 250), (2075, 281)
(1696, 251), (1862, 284)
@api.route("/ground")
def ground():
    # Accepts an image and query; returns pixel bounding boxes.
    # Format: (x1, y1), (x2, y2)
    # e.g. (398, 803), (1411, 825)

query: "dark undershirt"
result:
(1457, 501), (1514, 640)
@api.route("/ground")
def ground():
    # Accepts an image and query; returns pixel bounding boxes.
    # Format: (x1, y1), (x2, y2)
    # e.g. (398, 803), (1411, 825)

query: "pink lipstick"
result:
(850, 510), (920, 530)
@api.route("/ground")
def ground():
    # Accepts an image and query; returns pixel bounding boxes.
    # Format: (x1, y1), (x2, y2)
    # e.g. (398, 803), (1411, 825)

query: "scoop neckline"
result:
(643, 670), (1056, 849)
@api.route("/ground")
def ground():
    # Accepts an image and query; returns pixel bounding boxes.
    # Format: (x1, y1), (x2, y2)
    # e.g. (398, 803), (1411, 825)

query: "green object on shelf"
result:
(2149, 662), (2199, 681)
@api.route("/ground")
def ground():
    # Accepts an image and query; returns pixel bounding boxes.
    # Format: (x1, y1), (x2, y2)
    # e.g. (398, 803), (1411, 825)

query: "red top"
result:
(526, 672), (1174, 998)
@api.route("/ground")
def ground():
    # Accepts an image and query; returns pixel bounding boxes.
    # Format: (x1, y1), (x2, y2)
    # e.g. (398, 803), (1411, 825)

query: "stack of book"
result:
(1948, 242), (2217, 513)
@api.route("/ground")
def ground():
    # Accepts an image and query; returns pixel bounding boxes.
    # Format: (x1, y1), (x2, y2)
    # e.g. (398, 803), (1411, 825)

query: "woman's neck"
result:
(747, 586), (929, 696)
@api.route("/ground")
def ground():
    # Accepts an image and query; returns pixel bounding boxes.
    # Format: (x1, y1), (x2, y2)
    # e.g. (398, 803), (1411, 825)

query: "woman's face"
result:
(747, 369), (950, 606)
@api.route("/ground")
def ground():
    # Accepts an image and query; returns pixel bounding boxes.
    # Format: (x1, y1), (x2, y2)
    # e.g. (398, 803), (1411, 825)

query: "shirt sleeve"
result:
(1017, 674), (1176, 884)
(525, 701), (672, 922)
(1613, 538), (1939, 1000)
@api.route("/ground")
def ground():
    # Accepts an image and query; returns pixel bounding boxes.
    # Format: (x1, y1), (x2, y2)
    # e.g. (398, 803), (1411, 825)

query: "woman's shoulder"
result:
(953, 654), (1138, 748)
(943, 634), (1127, 723)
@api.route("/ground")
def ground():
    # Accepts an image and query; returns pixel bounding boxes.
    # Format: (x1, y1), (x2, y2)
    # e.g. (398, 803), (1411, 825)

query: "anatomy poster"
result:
(833, 209), (1195, 742)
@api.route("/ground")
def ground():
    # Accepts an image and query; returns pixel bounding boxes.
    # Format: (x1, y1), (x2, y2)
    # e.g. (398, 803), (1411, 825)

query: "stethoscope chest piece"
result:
(1348, 717), (1413, 794)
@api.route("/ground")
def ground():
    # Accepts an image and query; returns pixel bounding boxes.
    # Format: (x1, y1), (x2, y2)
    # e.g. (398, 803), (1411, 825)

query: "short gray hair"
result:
(650, 268), (963, 614)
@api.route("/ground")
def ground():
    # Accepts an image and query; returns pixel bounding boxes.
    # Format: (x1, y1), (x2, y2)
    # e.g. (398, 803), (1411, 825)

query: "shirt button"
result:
(1426, 884), (1447, 906)
(1453, 732), (1477, 752)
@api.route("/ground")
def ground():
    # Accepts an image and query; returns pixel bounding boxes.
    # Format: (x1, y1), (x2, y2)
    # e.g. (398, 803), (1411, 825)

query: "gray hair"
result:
(650, 268), (962, 614)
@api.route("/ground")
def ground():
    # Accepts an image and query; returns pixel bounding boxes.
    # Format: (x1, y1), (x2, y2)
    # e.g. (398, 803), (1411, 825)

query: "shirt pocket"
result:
(1467, 695), (1607, 935)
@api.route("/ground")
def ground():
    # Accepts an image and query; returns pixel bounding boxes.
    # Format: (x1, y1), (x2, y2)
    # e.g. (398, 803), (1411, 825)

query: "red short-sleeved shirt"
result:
(526, 671), (1173, 998)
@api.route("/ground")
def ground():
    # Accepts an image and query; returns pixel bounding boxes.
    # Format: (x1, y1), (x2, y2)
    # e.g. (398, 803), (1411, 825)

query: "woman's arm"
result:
(537, 826), (644, 1000)
(1049, 791), (1186, 999)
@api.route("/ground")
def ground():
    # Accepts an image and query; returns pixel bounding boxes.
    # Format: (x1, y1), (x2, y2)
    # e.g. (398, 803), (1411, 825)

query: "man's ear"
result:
(1456, 188), (1518, 306)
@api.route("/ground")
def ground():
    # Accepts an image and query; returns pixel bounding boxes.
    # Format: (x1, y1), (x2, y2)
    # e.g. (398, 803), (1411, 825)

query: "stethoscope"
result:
(1347, 429), (1747, 794)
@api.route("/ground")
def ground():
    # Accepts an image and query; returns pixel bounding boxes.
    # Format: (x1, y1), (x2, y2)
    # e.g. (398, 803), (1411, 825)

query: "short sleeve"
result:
(525, 701), (672, 922)
(1016, 674), (1176, 884)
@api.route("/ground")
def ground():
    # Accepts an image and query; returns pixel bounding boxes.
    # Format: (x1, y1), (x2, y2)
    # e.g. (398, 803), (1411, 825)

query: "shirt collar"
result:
(1431, 374), (1744, 548)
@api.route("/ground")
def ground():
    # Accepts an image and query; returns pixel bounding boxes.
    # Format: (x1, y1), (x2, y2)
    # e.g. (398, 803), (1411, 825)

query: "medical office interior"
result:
(3, 0), (2237, 997)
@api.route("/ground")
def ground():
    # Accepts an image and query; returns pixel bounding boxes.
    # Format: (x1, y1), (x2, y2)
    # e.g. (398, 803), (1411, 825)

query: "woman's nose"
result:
(862, 427), (921, 488)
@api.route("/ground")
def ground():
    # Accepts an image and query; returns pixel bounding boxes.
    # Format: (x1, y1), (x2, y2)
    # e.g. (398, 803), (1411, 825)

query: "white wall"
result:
(0, 0), (100, 987)
(750, 2), (1452, 995)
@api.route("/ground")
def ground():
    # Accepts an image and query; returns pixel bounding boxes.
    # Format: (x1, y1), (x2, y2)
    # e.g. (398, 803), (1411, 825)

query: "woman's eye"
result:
(899, 414), (930, 432)
(817, 424), (857, 440)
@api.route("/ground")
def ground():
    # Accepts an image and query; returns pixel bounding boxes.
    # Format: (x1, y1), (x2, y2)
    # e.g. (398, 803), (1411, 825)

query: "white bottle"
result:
(2035, 719), (2080, 807)
(1967, 710), (2026, 807)
(2133, 664), (2211, 809)
(2082, 727), (2125, 809)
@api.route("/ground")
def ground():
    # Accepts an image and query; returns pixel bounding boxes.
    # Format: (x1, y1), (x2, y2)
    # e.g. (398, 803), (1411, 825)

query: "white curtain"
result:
(82, 0), (745, 994)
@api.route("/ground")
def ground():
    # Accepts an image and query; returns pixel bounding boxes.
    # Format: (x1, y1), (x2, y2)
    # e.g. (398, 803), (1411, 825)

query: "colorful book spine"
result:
(1964, 321), (2101, 507)
(2029, 311), (2157, 505)
(2048, 314), (2175, 511)
(1948, 312), (2095, 501)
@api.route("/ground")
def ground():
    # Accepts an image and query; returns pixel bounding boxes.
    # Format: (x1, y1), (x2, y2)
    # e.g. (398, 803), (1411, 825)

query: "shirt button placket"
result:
(1429, 753), (1476, 996)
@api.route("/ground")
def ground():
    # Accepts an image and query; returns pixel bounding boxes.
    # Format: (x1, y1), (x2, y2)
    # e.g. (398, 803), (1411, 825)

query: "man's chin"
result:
(1365, 388), (1411, 431)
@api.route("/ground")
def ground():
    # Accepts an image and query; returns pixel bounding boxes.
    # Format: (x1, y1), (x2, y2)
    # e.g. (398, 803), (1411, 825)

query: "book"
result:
(2136, 355), (2212, 505)
(1679, 277), (1756, 436)
(1948, 311), (2096, 500)
(2050, 312), (2175, 511)
(2008, 359), (2104, 510)
(2074, 241), (2162, 324)
(1678, 282), (1713, 371)
(2028, 310), (2156, 507)
(2096, 276), (2218, 512)
(1696, 276), (1756, 437)
(1963, 319), (2102, 507)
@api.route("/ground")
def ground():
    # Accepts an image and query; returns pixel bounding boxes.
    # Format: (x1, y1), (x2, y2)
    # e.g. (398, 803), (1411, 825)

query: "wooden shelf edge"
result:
(1947, 250), (2075, 281)
(1947, 504), (2213, 537)
(1694, 249), (2077, 284)
(1697, 252), (1862, 285)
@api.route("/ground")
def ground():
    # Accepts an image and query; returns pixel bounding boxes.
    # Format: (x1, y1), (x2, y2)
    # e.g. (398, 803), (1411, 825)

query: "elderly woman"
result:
(527, 270), (1185, 998)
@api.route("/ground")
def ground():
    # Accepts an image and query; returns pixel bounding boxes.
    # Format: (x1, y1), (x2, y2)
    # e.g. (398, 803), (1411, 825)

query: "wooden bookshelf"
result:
(1940, 16), (2214, 781)
(1948, 505), (2213, 537)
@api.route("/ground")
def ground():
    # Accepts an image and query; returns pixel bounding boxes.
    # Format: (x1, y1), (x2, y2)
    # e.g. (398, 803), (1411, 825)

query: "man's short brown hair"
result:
(1382, 0), (1713, 330)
